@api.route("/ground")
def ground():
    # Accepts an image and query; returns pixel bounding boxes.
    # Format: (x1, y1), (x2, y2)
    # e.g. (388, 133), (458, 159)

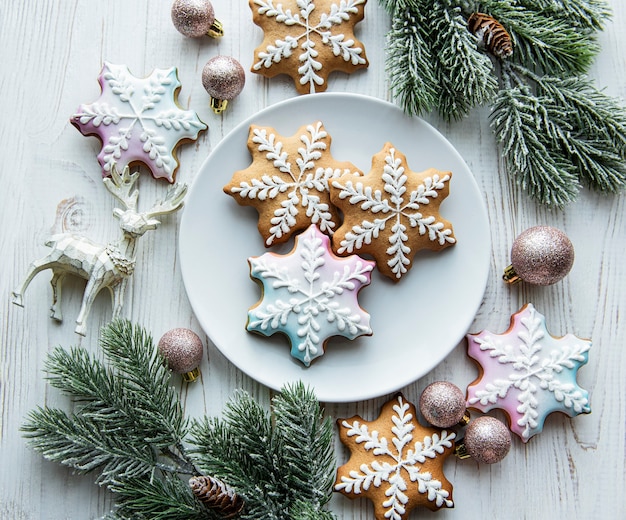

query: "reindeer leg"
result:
(49, 270), (66, 321)
(111, 278), (129, 319)
(75, 278), (102, 336)
(12, 258), (53, 307)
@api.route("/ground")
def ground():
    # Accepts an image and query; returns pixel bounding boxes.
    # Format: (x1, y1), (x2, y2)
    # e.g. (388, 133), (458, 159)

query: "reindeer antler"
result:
(103, 165), (140, 210)
(144, 182), (187, 218)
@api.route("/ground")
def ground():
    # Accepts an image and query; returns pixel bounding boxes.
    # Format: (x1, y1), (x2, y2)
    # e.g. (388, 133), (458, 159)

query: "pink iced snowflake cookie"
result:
(71, 62), (207, 182)
(247, 224), (374, 366)
(466, 303), (591, 442)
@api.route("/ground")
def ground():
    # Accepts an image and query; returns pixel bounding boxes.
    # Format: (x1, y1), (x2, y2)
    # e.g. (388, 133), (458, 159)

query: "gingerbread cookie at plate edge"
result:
(247, 224), (374, 366)
(335, 393), (455, 519)
(224, 121), (361, 246)
(330, 142), (456, 281)
(466, 303), (591, 443)
(71, 62), (207, 182)
(249, 0), (368, 94)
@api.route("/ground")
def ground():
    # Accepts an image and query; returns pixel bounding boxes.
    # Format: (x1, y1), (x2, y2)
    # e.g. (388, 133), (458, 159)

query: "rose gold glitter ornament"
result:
(158, 328), (204, 382)
(202, 56), (246, 114)
(455, 416), (511, 464)
(503, 226), (574, 286)
(171, 0), (223, 38)
(419, 381), (470, 428)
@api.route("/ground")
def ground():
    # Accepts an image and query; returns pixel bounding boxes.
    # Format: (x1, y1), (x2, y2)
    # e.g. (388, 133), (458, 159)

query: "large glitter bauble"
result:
(202, 56), (246, 114)
(419, 381), (470, 428)
(503, 226), (574, 285)
(171, 0), (223, 38)
(462, 416), (511, 464)
(158, 328), (204, 382)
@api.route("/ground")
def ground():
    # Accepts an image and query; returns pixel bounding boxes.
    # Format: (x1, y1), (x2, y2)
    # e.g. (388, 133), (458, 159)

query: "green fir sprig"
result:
(379, 0), (626, 206)
(517, 0), (612, 29)
(431, 0), (498, 120)
(491, 63), (626, 204)
(479, 1), (600, 74)
(189, 384), (336, 520)
(105, 476), (210, 520)
(490, 83), (582, 206)
(22, 320), (337, 520)
(386, 5), (438, 115)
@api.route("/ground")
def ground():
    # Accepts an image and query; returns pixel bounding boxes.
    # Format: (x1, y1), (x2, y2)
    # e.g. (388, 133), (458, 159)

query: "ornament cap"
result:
(207, 18), (224, 38)
(502, 264), (522, 284)
(210, 97), (228, 114)
(182, 366), (201, 383)
(454, 443), (471, 459)
(459, 410), (471, 427)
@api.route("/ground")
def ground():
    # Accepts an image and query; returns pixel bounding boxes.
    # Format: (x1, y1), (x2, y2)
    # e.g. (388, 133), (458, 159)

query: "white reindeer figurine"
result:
(12, 165), (187, 335)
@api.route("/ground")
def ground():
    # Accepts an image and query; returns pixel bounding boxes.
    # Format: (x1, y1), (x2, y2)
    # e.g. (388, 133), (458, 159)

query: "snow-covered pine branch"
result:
(429, 0), (497, 120)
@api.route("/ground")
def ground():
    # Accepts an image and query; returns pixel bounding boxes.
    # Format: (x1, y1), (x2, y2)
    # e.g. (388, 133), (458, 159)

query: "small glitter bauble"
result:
(171, 0), (223, 38)
(202, 56), (246, 114)
(463, 416), (511, 464)
(503, 226), (574, 286)
(158, 328), (204, 382)
(419, 381), (470, 428)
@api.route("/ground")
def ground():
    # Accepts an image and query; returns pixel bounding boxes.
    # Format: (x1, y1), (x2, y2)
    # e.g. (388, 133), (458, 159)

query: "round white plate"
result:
(179, 93), (490, 402)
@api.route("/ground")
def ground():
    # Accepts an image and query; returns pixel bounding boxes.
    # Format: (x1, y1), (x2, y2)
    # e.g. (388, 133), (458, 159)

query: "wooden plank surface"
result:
(1, 1), (624, 518)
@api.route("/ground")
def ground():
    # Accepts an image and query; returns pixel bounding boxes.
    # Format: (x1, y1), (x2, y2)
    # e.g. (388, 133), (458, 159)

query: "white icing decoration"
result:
(332, 147), (456, 278)
(231, 122), (354, 245)
(335, 394), (455, 518)
(247, 224), (373, 366)
(467, 303), (591, 441)
(252, 0), (367, 93)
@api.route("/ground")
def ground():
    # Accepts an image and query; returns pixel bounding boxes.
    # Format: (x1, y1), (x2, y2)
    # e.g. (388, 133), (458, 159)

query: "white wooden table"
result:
(1, 1), (625, 518)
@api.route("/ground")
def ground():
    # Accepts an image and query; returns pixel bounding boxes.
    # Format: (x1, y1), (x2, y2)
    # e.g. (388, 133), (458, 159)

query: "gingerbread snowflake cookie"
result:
(224, 121), (361, 246)
(330, 142), (456, 281)
(249, 0), (369, 94)
(247, 224), (374, 366)
(335, 393), (455, 519)
(71, 62), (207, 182)
(466, 303), (591, 442)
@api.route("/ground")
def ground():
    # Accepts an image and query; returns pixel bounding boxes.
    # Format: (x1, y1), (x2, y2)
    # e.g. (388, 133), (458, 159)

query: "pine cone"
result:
(467, 13), (513, 59)
(189, 475), (244, 518)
